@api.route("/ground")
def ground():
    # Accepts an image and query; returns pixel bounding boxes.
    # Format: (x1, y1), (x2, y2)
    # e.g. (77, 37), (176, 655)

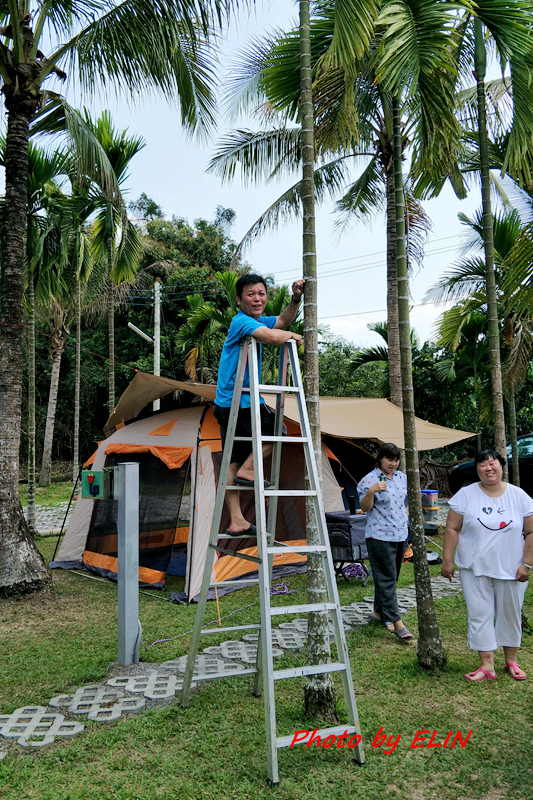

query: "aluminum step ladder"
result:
(180, 337), (365, 784)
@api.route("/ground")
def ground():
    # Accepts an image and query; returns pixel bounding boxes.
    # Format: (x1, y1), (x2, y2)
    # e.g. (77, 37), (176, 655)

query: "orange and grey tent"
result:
(51, 404), (345, 599)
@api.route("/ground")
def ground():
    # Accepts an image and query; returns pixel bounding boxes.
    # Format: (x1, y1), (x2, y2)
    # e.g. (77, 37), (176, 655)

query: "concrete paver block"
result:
(161, 655), (247, 678)
(49, 685), (125, 714)
(0, 706), (84, 747)
(107, 673), (189, 701)
(49, 685), (145, 720)
(203, 639), (283, 663)
(341, 607), (371, 626)
(86, 696), (145, 722)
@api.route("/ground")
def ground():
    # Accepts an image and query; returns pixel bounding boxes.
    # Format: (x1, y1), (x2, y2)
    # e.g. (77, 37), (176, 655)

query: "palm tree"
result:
(86, 111), (146, 413)
(19, 142), (70, 526)
(297, 0), (339, 724)
(451, 1), (533, 463)
(0, 0), (232, 596)
(367, 0), (468, 669)
(429, 206), (531, 479)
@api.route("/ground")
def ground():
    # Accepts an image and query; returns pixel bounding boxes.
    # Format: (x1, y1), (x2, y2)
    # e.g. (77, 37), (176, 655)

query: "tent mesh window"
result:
(85, 453), (188, 577)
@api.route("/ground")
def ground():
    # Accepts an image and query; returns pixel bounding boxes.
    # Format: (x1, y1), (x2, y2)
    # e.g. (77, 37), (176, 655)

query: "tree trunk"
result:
(300, 0), (336, 723)
(385, 149), (402, 410)
(108, 239), (115, 412)
(0, 106), (51, 595)
(393, 95), (446, 669)
(73, 269), (81, 484)
(474, 18), (506, 468)
(26, 268), (37, 532)
(506, 385), (520, 486)
(38, 329), (65, 485)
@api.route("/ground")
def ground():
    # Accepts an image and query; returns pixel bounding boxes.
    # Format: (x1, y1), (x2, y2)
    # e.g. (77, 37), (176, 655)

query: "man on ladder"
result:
(213, 273), (305, 536)
(181, 273), (365, 784)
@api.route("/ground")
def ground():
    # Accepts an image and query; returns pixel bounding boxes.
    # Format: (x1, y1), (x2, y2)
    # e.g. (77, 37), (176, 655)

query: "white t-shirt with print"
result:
(448, 482), (533, 579)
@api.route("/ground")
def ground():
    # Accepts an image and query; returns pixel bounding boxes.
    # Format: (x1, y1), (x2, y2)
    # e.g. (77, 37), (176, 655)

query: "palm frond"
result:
(425, 256), (486, 304)
(321, 0), (379, 66)
(31, 96), (122, 200)
(503, 319), (533, 390)
(113, 216), (144, 284)
(436, 296), (487, 351)
(229, 156), (353, 262)
(208, 127), (301, 185)
(503, 222), (533, 314)
(222, 29), (284, 121)
(502, 54), (533, 187)
(475, 0), (533, 63)
(405, 185), (431, 270)
(334, 156), (384, 231)
(43, 0), (225, 136)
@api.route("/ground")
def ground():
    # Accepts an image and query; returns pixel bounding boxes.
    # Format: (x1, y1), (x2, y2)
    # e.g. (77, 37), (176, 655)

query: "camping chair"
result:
(325, 509), (371, 585)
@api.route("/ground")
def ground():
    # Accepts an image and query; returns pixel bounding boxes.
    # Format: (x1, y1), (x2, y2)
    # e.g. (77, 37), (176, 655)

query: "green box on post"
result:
(81, 470), (104, 499)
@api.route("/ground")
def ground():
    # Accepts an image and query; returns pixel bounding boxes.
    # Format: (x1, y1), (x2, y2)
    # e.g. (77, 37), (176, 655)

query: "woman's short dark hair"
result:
(375, 442), (401, 467)
(475, 449), (506, 467)
(236, 273), (267, 298)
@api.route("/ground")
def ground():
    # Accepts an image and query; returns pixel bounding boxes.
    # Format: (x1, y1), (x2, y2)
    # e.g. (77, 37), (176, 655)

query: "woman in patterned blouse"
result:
(358, 443), (414, 641)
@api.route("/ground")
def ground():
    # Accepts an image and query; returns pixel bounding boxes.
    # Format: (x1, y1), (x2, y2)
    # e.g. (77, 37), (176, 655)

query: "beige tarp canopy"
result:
(106, 371), (475, 450)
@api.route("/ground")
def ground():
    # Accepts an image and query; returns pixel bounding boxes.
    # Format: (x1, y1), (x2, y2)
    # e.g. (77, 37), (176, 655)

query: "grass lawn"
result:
(18, 482), (74, 508)
(1, 534), (532, 800)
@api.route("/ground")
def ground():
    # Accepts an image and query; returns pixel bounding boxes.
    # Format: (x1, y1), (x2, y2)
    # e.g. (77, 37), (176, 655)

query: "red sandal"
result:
(504, 662), (527, 681)
(464, 667), (498, 682)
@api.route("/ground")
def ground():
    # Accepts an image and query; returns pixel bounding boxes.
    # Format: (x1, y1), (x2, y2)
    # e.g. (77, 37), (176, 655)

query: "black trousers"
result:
(366, 537), (408, 625)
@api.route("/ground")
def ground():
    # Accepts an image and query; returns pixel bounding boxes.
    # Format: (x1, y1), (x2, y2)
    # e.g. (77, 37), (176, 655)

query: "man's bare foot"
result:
(235, 469), (255, 482)
(226, 522), (250, 533)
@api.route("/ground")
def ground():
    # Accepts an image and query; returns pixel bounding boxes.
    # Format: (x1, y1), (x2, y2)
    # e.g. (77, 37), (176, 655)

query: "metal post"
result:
(116, 462), (140, 665)
(153, 279), (161, 411)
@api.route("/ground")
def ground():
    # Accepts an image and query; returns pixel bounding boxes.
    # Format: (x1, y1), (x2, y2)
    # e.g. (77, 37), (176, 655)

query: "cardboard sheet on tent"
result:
(104, 372), (475, 450)
(52, 406), (344, 599)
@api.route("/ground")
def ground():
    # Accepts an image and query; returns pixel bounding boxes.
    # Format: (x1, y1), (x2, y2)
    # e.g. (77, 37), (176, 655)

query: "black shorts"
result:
(213, 403), (285, 465)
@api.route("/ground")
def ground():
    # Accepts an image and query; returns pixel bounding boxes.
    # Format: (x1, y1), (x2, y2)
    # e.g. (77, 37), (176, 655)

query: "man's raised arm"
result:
(274, 279), (305, 330)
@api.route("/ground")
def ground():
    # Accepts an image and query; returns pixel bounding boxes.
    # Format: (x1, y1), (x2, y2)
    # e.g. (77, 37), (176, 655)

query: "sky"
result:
(56, 2), (486, 347)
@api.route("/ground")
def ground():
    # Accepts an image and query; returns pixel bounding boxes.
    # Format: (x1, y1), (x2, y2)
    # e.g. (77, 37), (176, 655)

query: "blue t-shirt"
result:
(357, 467), (408, 542)
(215, 310), (277, 408)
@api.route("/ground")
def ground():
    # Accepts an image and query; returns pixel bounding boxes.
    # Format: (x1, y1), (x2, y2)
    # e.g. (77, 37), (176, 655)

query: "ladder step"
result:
(261, 436), (309, 443)
(267, 545), (327, 554)
(193, 667), (257, 681)
(241, 385), (301, 394)
(210, 545), (261, 564)
(270, 602), (336, 616)
(265, 489), (318, 497)
(209, 579), (259, 587)
(217, 533), (258, 540)
(201, 623), (261, 635)
(273, 662), (347, 681)
(233, 436), (308, 443)
(277, 725), (358, 749)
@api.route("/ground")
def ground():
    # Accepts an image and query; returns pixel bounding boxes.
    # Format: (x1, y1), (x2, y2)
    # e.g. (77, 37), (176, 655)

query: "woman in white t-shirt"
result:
(442, 449), (533, 682)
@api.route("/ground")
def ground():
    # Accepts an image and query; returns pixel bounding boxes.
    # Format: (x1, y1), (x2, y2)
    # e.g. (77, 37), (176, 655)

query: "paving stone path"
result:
(0, 574), (462, 756)
(24, 501), (74, 535)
